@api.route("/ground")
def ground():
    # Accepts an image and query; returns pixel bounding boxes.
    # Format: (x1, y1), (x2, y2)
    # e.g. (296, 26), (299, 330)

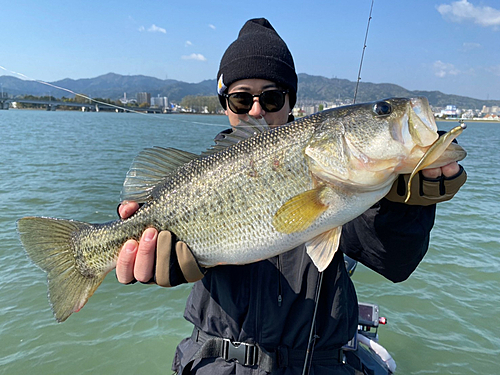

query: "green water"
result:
(1, 110), (498, 374)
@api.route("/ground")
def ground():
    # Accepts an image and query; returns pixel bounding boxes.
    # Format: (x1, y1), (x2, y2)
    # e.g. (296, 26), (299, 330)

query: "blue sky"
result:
(1, 0), (499, 100)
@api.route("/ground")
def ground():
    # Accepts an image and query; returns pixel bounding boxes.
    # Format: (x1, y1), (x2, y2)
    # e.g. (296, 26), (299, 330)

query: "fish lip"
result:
(407, 97), (439, 147)
(410, 97), (437, 134)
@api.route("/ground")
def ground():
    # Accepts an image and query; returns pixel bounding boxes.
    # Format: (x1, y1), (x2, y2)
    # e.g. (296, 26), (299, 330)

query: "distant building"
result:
(119, 92), (137, 105)
(482, 105), (500, 115)
(151, 95), (169, 108)
(136, 92), (151, 105)
(302, 105), (319, 116)
(440, 105), (461, 118)
(483, 113), (499, 120)
(461, 109), (475, 119)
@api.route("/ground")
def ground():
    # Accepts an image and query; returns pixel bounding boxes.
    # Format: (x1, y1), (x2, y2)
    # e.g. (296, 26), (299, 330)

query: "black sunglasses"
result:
(223, 89), (289, 114)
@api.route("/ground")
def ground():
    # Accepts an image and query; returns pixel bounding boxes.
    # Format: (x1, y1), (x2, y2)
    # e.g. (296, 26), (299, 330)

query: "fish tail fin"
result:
(17, 217), (105, 322)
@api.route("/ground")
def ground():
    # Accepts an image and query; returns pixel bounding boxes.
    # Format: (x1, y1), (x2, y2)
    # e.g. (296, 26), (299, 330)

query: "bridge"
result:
(0, 95), (168, 113)
(0, 92), (9, 109)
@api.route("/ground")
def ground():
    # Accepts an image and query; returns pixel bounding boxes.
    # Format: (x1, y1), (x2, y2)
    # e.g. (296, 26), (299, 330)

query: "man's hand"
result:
(385, 162), (467, 206)
(115, 201), (205, 286)
(116, 201), (158, 284)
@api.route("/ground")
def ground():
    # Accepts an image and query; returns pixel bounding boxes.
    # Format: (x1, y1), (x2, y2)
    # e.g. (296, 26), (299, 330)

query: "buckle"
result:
(222, 338), (258, 366)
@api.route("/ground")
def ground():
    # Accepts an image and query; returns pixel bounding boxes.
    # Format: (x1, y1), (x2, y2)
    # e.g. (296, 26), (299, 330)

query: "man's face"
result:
(225, 79), (291, 129)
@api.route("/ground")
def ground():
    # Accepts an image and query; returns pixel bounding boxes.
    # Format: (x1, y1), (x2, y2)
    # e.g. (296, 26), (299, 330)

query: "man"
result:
(116, 19), (466, 374)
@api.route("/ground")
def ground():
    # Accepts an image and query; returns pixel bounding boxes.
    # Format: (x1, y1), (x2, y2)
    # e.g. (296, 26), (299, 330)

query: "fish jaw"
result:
(385, 98), (467, 175)
(395, 124), (467, 175)
(424, 141), (467, 168)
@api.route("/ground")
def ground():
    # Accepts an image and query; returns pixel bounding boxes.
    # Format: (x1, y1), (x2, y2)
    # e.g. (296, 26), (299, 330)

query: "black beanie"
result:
(217, 18), (297, 110)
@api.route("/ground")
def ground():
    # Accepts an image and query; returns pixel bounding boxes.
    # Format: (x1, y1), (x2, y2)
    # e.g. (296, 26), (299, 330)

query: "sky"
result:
(1, 0), (500, 100)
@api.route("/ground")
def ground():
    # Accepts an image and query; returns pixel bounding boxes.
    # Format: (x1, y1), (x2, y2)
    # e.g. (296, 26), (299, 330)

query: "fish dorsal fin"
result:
(305, 226), (342, 272)
(272, 186), (330, 234)
(201, 116), (270, 156)
(121, 147), (198, 203)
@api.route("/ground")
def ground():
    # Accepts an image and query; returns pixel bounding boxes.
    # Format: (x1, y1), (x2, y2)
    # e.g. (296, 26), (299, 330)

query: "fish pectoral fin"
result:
(405, 123), (466, 202)
(305, 226), (342, 272)
(272, 186), (329, 234)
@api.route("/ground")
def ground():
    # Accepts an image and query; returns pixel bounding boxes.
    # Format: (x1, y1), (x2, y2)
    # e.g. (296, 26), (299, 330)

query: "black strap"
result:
(191, 328), (274, 371)
(189, 328), (343, 373)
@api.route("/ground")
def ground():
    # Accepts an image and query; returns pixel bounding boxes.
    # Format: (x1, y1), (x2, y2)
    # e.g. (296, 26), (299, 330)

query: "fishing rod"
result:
(0, 65), (153, 116)
(301, 3), (376, 374)
(301, 271), (324, 375)
(353, 0), (375, 104)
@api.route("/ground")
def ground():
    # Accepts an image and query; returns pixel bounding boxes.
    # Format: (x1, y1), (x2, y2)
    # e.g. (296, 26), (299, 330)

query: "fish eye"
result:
(373, 101), (392, 116)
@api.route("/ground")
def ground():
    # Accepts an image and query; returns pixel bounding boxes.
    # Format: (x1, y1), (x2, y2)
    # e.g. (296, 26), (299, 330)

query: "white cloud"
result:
(486, 65), (500, 76)
(437, 0), (500, 28)
(148, 24), (166, 34)
(208, 24), (216, 30)
(181, 53), (207, 61)
(138, 26), (145, 32)
(461, 42), (481, 51)
(185, 40), (193, 47)
(433, 60), (461, 77)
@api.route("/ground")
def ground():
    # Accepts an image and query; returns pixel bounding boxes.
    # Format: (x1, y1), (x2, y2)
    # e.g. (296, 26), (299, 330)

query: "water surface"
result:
(1, 110), (498, 374)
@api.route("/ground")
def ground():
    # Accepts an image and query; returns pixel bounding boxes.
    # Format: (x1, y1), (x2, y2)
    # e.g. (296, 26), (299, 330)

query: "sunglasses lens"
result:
(227, 92), (253, 114)
(260, 90), (286, 113)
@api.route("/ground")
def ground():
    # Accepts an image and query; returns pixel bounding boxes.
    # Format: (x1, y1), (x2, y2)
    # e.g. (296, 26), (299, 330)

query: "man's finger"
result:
(116, 240), (138, 284)
(133, 228), (158, 283)
(421, 167), (441, 179)
(441, 162), (460, 177)
(118, 201), (140, 220)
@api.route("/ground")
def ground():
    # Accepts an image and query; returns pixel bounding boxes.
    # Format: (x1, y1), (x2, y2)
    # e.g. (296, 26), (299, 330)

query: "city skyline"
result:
(1, 0), (500, 100)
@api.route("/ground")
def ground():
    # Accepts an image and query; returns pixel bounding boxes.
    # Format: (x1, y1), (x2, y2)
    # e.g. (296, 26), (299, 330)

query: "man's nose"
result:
(248, 98), (265, 117)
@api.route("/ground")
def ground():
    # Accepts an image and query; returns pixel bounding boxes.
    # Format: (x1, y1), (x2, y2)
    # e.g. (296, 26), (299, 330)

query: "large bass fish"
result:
(18, 97), (466, 322)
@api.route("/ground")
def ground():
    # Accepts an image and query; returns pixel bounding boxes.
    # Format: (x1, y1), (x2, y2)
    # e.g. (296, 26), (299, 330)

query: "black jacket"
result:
(172, 196), (436, 374)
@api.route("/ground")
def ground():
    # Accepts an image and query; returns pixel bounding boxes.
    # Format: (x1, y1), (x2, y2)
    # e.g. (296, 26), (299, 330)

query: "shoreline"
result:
(3, 107), (500, 122)
(437, 118), (500, 123)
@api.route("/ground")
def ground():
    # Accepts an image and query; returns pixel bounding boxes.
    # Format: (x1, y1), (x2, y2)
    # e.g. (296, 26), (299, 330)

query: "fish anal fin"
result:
(306, 226), (342, 272)
(272, 186), (329, 234)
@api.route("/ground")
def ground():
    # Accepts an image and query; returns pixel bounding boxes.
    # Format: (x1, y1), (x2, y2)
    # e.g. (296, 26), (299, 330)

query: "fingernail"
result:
(144, 228), (156, 242)
(123, 241), (137, 253)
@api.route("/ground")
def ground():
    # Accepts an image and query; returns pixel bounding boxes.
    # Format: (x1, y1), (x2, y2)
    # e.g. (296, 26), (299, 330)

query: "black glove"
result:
(154, 231), (206, 287)
(385, 166), (467, 206)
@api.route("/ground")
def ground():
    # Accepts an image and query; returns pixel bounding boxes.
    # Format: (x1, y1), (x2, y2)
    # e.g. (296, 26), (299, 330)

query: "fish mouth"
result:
(403, 122), (467, 202)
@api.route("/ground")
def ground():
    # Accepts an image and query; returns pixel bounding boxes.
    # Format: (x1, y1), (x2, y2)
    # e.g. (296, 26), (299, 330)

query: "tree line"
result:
(14, 94), (118, 110)
(180, 95), (223, 113)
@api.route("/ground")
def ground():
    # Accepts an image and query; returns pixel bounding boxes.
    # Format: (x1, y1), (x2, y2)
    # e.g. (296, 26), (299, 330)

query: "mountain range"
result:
(1, 72), (498, 109)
